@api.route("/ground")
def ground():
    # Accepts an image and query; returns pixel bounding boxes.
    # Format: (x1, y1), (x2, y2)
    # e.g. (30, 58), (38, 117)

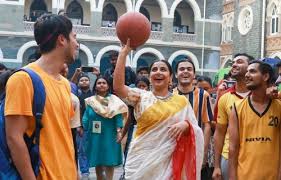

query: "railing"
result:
(23, 21), (91, 34)
(72, 25), (91, 34)
(101, 27), (116, 37)
(172, 33), (196, 43)
(23, 21), (34, 32)
(149, 31), (163, 40)
(24, 22), (196, 43)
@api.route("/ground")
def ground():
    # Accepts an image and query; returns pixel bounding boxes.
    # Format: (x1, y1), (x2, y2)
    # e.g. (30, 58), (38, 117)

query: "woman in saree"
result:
(82, 76), (128, 180)
(113, 40), (204, 180)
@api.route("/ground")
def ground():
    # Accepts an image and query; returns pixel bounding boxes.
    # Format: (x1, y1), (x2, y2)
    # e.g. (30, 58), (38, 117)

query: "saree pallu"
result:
(124, 90), (204, 180)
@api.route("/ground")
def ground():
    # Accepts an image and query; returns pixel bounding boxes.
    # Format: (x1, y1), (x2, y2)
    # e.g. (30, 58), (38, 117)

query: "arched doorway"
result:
(139, 0), (162, 31)
(29, 0), (47, 22)
(173, 1), (195, 33)
(22, 46), (40, 66)
(66, 0), (83, 25)
(136, 53), (157, 70)
(100, 50), (118, 75)
(140, 6), (150, 21)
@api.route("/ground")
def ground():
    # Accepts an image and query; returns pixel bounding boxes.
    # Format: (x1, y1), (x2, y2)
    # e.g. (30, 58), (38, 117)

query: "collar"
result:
(228, 85), (250, 99)
(175, 86), (195, 95)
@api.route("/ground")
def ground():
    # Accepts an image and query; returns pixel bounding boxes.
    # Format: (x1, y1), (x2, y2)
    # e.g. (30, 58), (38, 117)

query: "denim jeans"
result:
(77, 133), (89, 175)
(221, 156), (229, 180)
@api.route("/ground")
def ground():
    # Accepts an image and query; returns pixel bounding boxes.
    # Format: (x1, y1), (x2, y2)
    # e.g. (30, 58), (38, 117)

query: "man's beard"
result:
(64, 46), (75, 64)
(246, 84), (257, 90)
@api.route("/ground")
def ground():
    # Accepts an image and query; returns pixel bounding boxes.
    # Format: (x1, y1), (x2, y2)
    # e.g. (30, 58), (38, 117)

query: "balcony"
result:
(23, 21), (91, 34)
(24, 22), (196, 43)
(23, 21), (34, 32)
(101, 27), (116, 37)
(172, 33), (196, 43)
(150, 31), (163, 40)
(101, 28), (163, 41)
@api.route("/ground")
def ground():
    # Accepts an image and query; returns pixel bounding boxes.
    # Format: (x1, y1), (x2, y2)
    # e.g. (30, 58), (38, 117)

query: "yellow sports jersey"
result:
(217, 90), (243, 159)
(235, 97), (281, 180)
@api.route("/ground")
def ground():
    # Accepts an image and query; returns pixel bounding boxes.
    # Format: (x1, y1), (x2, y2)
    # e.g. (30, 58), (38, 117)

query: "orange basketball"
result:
(116, 12), (151, 49)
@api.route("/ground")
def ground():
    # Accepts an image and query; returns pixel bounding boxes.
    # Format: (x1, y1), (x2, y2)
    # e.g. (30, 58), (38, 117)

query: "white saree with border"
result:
(124, 88), (204, 180)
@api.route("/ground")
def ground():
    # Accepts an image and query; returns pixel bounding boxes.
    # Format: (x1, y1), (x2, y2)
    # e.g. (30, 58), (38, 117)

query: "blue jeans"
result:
(221, 156), (228, 180)
(77, 133), (89, 175)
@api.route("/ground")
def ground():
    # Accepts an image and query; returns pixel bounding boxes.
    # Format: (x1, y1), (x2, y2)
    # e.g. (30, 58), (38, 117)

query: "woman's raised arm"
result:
(113, 39), (132, 98)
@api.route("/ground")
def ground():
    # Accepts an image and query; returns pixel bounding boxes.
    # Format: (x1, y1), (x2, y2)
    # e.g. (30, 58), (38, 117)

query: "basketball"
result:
(116, 12), (151, 49)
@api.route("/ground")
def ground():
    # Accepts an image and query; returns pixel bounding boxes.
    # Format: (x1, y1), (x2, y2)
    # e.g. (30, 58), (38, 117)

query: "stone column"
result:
(162, 17), (174, 42)
(90, 11), (102, 36)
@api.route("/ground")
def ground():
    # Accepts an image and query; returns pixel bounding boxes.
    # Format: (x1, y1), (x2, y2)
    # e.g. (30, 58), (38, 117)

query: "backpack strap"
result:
(20, 68), (46, 144)
(19, 68), (45, 176)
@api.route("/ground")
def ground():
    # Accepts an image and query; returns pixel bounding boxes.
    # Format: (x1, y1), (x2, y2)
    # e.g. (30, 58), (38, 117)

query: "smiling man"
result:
(229, 60), (281, 180)
(213, 53), (253, 180)
(5, 14), (78, 179)
(173, 58), (213, 179)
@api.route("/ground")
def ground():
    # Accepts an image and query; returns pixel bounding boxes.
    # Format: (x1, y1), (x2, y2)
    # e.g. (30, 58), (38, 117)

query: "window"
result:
(102, 3), (118, 27)
(29, 0), (47, 22)
(271, 5), (279, 34)
(238, 6), (253, 35)
(226, 26), (232, 41)
(66, 0), (83, 25)
(221, 25), (226, 42)
(140, 7), (150, 21)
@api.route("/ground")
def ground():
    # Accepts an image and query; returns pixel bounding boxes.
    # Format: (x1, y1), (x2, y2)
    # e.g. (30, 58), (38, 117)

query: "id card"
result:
(92, 121), (101, 133)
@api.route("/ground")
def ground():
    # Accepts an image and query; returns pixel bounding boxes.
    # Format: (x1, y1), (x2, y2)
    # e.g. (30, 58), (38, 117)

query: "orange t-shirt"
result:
(5, 63), (77, 180)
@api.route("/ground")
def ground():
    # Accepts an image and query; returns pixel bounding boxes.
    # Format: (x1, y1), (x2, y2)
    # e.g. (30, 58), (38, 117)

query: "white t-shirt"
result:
(70, 93), (81, 128)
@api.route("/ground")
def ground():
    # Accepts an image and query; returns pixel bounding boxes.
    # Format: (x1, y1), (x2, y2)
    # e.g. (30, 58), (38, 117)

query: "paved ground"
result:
(81, 166), (123, 180)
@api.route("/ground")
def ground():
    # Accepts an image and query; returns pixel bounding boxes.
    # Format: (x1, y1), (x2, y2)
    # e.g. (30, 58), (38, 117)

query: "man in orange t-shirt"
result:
(5, 14), (79, 180)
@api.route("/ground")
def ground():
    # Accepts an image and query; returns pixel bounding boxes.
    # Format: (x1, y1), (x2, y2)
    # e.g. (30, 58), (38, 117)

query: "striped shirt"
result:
(173, 87), (213, 127)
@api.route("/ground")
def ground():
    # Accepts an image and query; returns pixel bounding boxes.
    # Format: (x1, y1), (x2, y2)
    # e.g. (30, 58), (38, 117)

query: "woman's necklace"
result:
(154, 92), (173, 101)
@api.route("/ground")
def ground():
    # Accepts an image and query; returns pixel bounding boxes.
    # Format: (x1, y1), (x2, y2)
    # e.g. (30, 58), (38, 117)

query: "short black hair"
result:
(197, 75), (212, 87)
(34, 14), (73, 54)
(135, 76), (150, 87)
(0, 63), (7, 70)
(249, 60), (275, 84)
(109, 51), (119, 59)
(137, 66), (149, 74)
(78, 73), (90, 82)
(234, 53), (255, 62)
(149, 60), (173, 76)
(175, 58), (195, 73)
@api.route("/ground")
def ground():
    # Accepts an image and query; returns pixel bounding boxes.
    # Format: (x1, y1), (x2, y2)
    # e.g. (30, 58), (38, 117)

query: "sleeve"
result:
(202, 93), (214, 123)
(123, 87), (144, 107)
(115, 114), (123, 128)
(4, 72), (33, 116)
(82, 105), (91, 131)
(217, 95), (228, 125)
(71, 94), (81, 128)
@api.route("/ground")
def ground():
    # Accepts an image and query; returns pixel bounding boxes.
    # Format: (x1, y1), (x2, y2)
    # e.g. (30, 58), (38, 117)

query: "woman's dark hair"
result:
(149, 60), (173, 76)
(93, 75), (111, 94)
(135, 76), (150, 88)
(197, 75), (212, 87)
(34, 14), (73, 54)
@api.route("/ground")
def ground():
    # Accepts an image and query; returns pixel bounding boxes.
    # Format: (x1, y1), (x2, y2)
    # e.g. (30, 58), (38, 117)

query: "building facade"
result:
(220, 0), (281, 68)
(0, 0), (222, 78)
